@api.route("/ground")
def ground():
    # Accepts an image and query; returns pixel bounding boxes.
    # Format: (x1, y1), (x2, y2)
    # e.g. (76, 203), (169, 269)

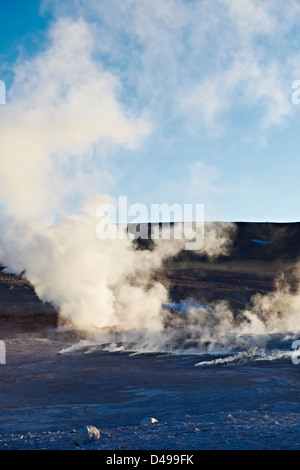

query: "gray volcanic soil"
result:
(0, 222), (300, 450)
(0, 341), (299, 450)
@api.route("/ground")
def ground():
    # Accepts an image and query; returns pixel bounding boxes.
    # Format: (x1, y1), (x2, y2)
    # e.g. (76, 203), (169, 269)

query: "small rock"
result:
(227, 413), (234, 421)
(72, 425), (100, 446)
(140, 417), (158, 426)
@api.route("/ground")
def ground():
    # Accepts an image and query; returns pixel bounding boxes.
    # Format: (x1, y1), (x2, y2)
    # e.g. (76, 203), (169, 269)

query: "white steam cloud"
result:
(0, 19), (150, 219)
(0, 13), (299, 357)
(0, 18), (235, 341)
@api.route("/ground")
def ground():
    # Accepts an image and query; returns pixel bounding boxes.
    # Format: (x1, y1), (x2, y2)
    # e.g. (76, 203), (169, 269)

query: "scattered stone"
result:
(72, 425), (100, 446)
(220, 413), (235, 422)
(226, 413), (235, 421)
(140, 417), (158, 426)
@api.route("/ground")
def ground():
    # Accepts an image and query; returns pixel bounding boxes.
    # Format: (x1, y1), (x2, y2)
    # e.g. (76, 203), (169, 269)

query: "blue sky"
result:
(1, 0), (300, 222)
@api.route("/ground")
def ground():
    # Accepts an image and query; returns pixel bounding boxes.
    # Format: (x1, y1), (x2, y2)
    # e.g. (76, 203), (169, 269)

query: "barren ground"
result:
(0, 255), (299, 450)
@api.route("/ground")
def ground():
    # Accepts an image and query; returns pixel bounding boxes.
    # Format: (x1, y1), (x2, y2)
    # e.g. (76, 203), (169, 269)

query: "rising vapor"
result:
(0, 18), (236, 343)
(0, 15), (299, 356)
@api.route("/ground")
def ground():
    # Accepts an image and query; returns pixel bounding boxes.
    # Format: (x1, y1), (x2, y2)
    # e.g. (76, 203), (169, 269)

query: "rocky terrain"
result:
(0, 222), (299, 450)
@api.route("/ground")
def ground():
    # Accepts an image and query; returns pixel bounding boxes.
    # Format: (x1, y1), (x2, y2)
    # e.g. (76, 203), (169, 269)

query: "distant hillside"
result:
(133, 221), (300, 269)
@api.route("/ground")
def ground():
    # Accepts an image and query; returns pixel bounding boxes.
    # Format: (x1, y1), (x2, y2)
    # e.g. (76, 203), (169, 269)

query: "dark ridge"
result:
(132, 221), (300, 266)
(1, 222), (300, 334)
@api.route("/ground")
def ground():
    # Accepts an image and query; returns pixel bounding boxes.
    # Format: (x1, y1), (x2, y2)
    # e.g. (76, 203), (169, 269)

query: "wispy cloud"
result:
(40, 0), (300, 137)
(1, 17), (150, 218)
(187, 161), (222, 198)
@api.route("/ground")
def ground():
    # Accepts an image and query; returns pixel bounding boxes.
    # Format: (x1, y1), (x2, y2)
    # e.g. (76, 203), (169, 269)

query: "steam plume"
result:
(0, 19), (236, 341)
(1, 17), (298, 357)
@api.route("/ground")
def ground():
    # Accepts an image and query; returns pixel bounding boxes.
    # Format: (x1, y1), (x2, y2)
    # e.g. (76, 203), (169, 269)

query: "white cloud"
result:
(220, 0), (275, 37)
(39, 0), (300, 136)
(0, 17), (150, 219)
(187, 161), (221, 198)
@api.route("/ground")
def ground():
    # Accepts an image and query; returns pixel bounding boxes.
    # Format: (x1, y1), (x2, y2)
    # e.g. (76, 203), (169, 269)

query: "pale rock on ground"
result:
(72, 425), (100, 446)
(140, 417), (158, 426)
